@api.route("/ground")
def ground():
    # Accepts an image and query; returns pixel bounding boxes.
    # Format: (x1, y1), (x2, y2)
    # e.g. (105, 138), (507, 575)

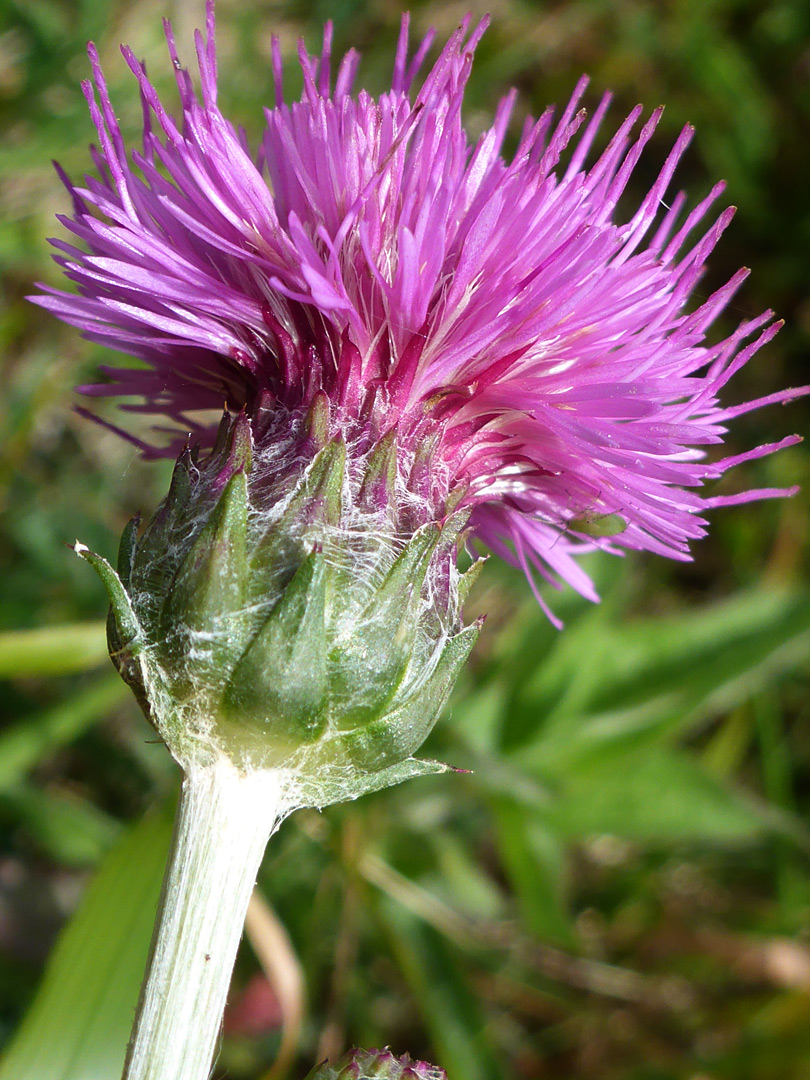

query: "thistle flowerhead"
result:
(36, 5), (805, 799)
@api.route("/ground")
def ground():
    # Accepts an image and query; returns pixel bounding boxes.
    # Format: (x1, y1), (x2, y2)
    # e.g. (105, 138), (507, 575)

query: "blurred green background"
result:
(1, 0), (809, 1077)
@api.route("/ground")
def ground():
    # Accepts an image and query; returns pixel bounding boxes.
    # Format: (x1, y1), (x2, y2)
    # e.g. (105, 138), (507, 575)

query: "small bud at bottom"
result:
(304, 1047), (447, 1080)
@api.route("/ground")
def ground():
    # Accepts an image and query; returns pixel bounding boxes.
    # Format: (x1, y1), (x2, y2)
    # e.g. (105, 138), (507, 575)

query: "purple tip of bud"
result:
(305, 1047), (448, 1080)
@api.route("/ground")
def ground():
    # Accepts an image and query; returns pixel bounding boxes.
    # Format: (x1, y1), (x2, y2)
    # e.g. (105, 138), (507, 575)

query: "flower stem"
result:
(122, 758), (287, 1080)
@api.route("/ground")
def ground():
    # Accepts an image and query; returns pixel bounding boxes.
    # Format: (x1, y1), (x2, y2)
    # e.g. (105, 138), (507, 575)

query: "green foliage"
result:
(1, 0), (809, 1078)
(0, 804), (173, 1080)
(0, 623), (108, 677)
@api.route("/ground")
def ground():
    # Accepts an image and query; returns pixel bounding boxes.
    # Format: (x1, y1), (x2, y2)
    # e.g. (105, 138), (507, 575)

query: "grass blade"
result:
(0, 800), (174, 1080)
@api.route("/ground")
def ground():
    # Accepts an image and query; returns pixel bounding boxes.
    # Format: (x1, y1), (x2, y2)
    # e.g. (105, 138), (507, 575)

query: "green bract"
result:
(77, 405), (480, 809)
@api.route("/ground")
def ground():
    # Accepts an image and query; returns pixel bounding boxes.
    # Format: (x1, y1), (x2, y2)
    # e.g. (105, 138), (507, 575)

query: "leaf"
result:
(0, 674), (127, 790)
(0, 783), (120, 866)
(509, 588), (810, 771)
(0, 622), (108, 677)
(546, 747), (765, 843)
(380, 902), (508, 1080)
(430, 832), (505, 923)
(490, 798), (574, 946)
(0, 800), (174, 1080)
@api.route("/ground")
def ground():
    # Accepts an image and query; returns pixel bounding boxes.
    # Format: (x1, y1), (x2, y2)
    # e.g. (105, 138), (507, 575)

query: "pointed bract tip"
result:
(304, 389), (331, 446)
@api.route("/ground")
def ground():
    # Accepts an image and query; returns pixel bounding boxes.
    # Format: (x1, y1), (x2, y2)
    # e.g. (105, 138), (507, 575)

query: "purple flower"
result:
(33, 4), (806, 623)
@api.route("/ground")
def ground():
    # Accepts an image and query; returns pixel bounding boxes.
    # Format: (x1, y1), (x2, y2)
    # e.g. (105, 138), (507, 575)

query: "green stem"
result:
(122, 758), (287, 1080)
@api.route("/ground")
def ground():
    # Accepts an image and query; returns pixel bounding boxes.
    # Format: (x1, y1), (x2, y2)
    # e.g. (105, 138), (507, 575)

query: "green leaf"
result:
(380, 903), (508, 1080)
(0, 801), (174, 1080)
(431, 832), (505, 923)
(0, 674), (127, 790)
(511, 588), (810, 771)
(0, 783), (120, 866)
(0, 622), (108, 677)
(490, 798), (574, 946)
(546, 747), (765, 843)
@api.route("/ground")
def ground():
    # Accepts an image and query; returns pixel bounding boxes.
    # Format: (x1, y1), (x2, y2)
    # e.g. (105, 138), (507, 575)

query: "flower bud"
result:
(77, 405), (481, 809)
(304, 1047), (447, 1080)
